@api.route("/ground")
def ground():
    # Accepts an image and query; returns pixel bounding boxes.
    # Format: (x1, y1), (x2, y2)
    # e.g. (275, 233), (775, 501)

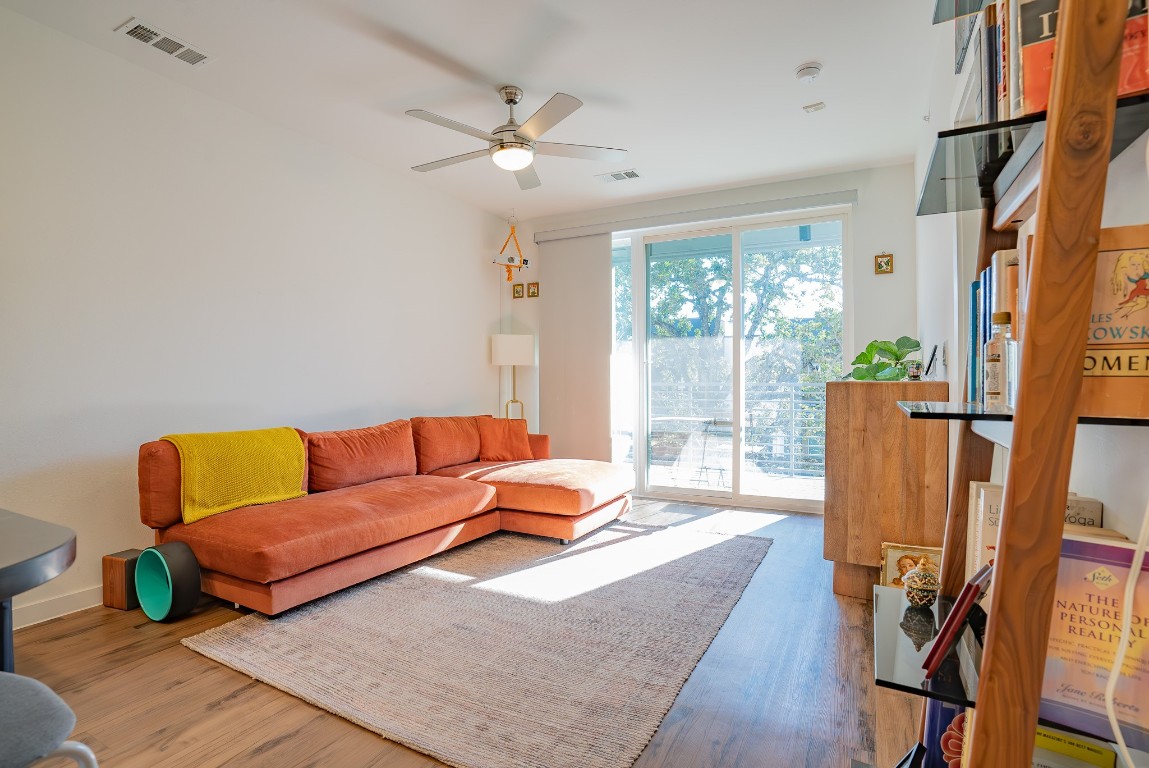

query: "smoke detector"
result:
(795, 62), (822, 84)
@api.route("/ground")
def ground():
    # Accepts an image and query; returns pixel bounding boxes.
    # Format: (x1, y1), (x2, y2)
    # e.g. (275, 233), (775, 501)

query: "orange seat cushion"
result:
(477, 418), (533, 462)
(159, 475), (496, 583)
(430, 459), (635, 516)
(306, 420), (416, 492)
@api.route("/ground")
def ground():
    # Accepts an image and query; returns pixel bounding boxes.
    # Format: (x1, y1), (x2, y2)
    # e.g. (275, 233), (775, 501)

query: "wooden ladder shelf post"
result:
(966, 0), (1126, 763)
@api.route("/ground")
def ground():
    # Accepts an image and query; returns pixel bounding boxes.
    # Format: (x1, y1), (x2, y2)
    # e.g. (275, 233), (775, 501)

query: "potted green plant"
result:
(848, 336), (922, 381)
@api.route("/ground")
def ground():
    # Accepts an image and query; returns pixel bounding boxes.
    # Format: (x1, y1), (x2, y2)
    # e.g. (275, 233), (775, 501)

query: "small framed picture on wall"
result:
(874, 253), (894, 274)
(512, 283), (524, 299)
(527, 282), (540, 298)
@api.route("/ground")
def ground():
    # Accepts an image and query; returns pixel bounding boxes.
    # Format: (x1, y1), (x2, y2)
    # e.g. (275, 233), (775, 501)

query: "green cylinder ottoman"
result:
(135, 542), (201, 621)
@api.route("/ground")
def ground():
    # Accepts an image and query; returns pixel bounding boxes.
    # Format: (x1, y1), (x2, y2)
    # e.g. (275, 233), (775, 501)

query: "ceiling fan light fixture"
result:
(491, 143), (535, 171)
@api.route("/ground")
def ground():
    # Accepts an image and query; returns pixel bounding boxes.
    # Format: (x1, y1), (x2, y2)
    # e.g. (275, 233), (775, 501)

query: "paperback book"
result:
(1040, 533), (1149, 750)
(1019, 0), (1149, 116)
(1079, 224), (1149, 418)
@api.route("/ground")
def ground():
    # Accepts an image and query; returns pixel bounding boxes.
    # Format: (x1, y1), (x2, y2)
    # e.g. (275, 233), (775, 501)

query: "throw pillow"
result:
(410, 416), (483, 473)
(477, 417), (534, 462)
(306, 419), (417, 492)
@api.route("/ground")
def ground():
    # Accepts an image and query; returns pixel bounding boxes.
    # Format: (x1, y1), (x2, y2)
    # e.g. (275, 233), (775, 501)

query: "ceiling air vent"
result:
(597, 169), (642, 183)
(113, 17), (210, 67)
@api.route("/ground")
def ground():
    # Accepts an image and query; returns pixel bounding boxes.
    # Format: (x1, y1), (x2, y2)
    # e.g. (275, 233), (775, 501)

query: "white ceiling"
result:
(1, 0), (938, 221)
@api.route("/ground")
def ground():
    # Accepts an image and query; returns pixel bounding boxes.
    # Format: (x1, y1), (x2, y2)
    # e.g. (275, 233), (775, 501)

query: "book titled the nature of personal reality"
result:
(1041, 534), (1149, 750)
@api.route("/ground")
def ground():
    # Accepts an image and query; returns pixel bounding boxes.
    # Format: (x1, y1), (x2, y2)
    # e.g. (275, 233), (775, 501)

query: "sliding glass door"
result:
(645, 232), (733, 493)
(738, 219), (843, 504)
(617, 213), (845, 510)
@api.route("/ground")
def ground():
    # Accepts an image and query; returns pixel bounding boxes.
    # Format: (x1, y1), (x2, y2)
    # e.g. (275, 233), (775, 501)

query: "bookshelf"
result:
(893, 1), (1149, 765)
(895, 400), (1149, 427)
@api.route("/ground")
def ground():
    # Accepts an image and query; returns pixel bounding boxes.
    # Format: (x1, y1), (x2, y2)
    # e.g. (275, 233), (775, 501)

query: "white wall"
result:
(535, 235), (613, 460)
(0, 8), (505, 626)
(519, 165), (921, 456)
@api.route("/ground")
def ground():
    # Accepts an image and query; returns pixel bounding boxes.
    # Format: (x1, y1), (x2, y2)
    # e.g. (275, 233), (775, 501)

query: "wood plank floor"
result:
(16, 500), (916, 767)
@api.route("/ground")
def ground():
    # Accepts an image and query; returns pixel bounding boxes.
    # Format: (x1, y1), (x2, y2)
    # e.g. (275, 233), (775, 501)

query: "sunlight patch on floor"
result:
(473, 524), (752, 603)
(409, 566), (476, 583)
(674, 509), (786, 536)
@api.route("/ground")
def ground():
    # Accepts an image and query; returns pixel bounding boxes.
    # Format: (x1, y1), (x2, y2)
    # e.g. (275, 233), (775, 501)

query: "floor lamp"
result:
(491, 334), (536, 421)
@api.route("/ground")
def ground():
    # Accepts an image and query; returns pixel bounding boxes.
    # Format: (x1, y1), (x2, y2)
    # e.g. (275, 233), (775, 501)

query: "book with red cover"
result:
(1019, 0), (1149, 116)
(924, 562), (994, 679)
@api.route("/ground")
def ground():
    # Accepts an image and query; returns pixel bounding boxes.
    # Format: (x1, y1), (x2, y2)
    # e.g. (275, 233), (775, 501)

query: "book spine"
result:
(1009, 0), (1023, 118)
(1065, 496), (1103, 527)
(970, 280), (982, 402)
(1034, 726), (1117, 768)
(998, 0), (1011, 119)
(1019, 0), (1058, 115)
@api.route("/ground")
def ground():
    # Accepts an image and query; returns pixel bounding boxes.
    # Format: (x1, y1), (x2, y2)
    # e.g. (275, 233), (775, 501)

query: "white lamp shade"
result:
(491, 334), (536, 366)
(490, 144), (534, 171)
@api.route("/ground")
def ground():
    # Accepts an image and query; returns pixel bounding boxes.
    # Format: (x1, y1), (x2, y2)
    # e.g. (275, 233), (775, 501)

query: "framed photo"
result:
(881, 543), (943, 590)
(527, 282), (540, 298)
(512, 283), (524, 299)
(875, 253), (894, 274)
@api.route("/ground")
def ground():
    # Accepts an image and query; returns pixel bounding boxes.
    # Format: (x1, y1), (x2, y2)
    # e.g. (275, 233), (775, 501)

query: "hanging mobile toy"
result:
(494, 215), (529, 282)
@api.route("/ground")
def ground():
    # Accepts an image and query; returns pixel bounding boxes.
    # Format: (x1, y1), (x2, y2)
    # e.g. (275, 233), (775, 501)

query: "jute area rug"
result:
(183, 520), (772, 768)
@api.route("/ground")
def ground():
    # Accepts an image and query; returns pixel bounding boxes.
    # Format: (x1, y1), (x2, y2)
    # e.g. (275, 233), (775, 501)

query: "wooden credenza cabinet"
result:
(823, 380), (949, 598)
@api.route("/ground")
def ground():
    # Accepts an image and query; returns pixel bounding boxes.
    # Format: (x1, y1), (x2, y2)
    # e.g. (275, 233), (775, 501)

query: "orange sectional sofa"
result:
(138, 416), (634, 615)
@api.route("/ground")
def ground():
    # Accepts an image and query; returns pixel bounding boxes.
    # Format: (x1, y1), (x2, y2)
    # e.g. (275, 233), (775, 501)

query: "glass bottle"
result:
(983, 311), (1014, 409)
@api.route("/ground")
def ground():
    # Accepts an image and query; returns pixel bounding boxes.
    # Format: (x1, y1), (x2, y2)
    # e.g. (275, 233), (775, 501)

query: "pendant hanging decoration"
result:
(494, 214), (529, 282)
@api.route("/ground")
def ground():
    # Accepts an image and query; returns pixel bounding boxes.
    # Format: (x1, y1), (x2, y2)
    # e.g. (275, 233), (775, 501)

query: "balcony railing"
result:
(637, 380), (828, 480)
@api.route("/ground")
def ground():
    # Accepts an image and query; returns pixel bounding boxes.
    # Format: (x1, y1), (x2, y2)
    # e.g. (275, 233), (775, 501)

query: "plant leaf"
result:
(865, 340), (880, 359)
(850, 351), (873, 365)
(850, 367), (874, 380)
(875, 365), (905, 381)
(873, 341), (899, 361)
(896, 336), (922, 353)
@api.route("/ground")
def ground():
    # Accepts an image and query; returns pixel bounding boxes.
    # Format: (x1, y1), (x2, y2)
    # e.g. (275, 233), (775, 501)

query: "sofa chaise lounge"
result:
(138, 416), (634, 615)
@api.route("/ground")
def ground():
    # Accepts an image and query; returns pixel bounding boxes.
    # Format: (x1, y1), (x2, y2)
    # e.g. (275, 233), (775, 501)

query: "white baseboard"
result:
(13, 585), (103, 630)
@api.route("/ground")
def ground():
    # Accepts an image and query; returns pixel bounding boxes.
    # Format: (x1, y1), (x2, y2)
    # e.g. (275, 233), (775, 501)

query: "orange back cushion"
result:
(477, 418), (534, 462)
(139, 428), (309, 529)
(306, 420), (416, 492)
(410, 416), (482, 473)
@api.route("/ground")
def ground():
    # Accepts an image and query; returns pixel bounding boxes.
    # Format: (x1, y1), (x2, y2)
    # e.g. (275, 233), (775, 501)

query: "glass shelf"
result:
(896, 401), (1149, 427)
(874, 586), (1149, 764)
(916, 94), (1149, 216)
(873, 586), (974, 708)
(932, 0), (991, 25)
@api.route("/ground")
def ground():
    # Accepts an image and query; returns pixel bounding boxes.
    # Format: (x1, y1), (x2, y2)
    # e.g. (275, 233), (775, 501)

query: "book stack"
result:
(967, 249), (1019, 406)
(966, 481), (1103, 591)
(958, 710), (1127, 766)
(966, 1), (1149, 123)
(1041, 530), (1149, 751)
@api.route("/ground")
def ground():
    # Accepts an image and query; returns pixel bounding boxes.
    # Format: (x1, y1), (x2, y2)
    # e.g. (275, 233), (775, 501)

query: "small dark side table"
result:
(0, 509), (76, 672)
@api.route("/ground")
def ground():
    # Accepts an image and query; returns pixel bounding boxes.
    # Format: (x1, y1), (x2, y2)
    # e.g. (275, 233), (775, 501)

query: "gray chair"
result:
(0, 672), (98, 768)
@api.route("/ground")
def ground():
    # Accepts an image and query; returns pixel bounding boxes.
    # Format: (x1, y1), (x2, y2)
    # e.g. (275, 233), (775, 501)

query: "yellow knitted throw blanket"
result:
(162, 427), (306, 524)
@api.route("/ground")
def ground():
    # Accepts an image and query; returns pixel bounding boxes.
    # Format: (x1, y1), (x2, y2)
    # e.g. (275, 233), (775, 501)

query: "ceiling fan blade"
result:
(406, 110), (495, 142)
(321, 7), (495, 89)
(517, 93), (582, 141)
(412, 149), (489, 172)
(535, 142), (627, 162)
(515, 165), (542, 190)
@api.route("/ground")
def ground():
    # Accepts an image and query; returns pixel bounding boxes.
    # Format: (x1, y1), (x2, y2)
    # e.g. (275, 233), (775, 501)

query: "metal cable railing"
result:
(645, 381), (828, 478)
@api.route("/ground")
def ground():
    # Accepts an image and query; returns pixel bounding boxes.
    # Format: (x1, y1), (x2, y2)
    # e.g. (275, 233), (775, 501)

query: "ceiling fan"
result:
(406, 85), (626, 190)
